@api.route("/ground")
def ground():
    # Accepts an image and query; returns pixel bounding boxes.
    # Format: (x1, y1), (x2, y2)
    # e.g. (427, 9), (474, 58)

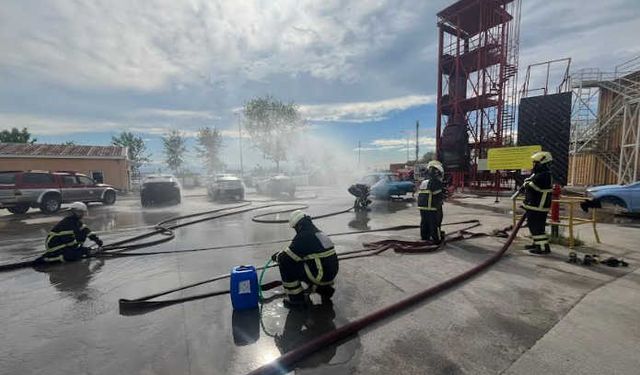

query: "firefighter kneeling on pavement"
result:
(523, 151), (553, 255)
(36, 202), (103, 264)
(272, 210), (339, 308)
(418, 160), (445, 243)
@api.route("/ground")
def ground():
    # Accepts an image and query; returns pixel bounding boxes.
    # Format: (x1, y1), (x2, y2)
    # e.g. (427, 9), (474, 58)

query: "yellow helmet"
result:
(426, 160), (444, 174)
(531, 151), (552, 164)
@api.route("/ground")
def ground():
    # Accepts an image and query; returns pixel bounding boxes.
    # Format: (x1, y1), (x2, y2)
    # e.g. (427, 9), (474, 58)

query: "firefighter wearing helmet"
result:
(417, 160), (446, 243)
(271, 210), (339, 308)
(36, 202), (103, 264)
(523, 151), (553, 255)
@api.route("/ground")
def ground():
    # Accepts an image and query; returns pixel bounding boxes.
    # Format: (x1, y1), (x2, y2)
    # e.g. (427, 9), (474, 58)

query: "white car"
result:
(207, 175), (245, 201)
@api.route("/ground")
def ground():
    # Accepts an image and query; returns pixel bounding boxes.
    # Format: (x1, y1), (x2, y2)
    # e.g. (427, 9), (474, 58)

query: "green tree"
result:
(63, 141), (76, 146)
(111, 131), (151, 178)
(195, 127), (224, 175)
(0, 127), (37, 143)
(162, 130), (187, 175)
(242, 95), (304, 171)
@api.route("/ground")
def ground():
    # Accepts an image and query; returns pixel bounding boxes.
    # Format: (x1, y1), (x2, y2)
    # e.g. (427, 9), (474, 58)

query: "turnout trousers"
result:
(420, 209), (442, 243)
(277, 252), (338, 302)
(526, 209), (549, 249)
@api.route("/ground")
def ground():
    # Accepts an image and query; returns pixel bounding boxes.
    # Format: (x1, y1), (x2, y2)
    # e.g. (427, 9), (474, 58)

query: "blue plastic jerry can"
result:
(230, 265), (259, 310)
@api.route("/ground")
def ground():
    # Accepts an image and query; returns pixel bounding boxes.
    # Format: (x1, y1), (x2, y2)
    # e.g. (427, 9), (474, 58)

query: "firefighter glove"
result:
(90, 234), (103, 247)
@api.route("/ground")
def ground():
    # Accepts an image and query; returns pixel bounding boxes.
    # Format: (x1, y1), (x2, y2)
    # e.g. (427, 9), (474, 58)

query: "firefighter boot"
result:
(529, 245), (551, 255)
(316, 285), (335, 305)
(283, 294), (309, 309)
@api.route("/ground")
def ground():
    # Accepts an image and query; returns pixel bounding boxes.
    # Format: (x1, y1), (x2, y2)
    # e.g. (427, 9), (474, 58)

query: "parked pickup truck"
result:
(0, 170), (117, 214)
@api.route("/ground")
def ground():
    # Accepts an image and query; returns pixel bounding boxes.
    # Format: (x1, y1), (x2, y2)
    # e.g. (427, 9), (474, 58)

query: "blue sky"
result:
(1, 0), (639, 172)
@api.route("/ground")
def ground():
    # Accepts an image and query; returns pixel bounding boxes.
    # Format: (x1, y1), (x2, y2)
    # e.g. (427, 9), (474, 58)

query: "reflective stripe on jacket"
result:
(280, 221), (339, 285)
(45, 215), (91, 253)
(523, 170), (553, 212)
(417, 178), (444, 211)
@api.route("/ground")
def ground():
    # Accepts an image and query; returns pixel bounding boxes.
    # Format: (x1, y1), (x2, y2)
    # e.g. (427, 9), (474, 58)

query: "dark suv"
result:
(140, 174), (182, 207)
(0, 171), (117, 214)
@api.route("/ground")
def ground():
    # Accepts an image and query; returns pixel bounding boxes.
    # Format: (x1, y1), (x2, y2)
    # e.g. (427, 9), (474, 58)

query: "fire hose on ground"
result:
(0, 202), (332, 272)
(117, 219), (495, 312)
(99, 220), (481, 258)
(246, 214), (526, 375)
(0, 201), (476, 271)
(0, 197), (525, 374)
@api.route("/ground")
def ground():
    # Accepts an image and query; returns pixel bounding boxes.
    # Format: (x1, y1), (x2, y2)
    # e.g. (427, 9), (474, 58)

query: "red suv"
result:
(0, 171), (117, 214)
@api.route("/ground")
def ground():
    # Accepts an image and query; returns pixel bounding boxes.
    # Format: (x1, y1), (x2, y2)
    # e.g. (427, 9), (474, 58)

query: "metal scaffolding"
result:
(436, 0), (521, 189)
(569, 55), (640, 185)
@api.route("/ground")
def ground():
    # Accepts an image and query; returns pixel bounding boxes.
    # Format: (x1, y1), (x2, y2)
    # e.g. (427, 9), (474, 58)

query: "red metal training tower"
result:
(436, 0), (521, 189)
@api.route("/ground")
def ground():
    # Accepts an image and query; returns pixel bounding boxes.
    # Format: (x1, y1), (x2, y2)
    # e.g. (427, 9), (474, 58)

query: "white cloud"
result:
(0, 112), (122, 136)
(355, 136), (436, 152)
(1, 0), (639, 156)
(0, 111), (242, 139)
(519, 0), (640, 76)
(0, 0), (426, 91)
(372, 136), (436, 148)
(129, 108), (219, 120)
(130, 127), (246, 139)
(300, 95), (435, 123)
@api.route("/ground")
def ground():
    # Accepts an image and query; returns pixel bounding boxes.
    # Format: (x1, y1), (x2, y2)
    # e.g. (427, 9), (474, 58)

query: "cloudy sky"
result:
(1, 0), (639, 171)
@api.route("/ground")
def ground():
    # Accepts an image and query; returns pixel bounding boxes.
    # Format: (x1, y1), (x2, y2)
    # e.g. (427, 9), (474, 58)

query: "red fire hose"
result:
(247, 214), (527, 375)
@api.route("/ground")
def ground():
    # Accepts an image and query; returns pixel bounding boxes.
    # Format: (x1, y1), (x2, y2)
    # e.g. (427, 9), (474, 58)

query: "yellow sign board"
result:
(487, 145), (542, 170)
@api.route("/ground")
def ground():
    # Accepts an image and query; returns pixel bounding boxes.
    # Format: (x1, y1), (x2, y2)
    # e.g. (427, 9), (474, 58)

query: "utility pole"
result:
(415, 120), (420, 163)
(238, 117), (244, 176)
(406, 134), (410, 162)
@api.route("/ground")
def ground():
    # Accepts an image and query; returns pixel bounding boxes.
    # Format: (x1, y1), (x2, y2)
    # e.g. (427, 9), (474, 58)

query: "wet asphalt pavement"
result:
(3, 187), (639, 375)
(0, 187), (410, 375)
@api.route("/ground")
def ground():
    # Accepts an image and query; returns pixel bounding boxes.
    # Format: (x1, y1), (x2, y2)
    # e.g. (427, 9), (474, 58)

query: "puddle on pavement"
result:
(33, 259), (105, 302)
(233, 299), (361, 373)
(348, 211), (371, 231)
(21, 217), (61, 225)
(0, 190), (363, 374)
(370, 199), (415, 214)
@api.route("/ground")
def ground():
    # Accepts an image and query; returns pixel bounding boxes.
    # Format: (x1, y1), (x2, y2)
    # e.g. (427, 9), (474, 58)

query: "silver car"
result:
(207, 174), (245, 201)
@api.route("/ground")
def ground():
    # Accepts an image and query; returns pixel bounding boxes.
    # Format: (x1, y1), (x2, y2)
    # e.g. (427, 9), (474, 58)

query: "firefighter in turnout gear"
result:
(272, 210), (339, 308)
(523, 151), (553, 255)
(417, 161), (445, 243)
(37, 202), (103, 263)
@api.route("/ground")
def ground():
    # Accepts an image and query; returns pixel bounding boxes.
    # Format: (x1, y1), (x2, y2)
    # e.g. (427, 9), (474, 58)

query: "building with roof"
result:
(0, 143), (131, 191)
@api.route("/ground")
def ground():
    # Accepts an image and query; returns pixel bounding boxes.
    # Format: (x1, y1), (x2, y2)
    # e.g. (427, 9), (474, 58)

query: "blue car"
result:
(358, 173), (415, 199)
(586, 181), (640, 213)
